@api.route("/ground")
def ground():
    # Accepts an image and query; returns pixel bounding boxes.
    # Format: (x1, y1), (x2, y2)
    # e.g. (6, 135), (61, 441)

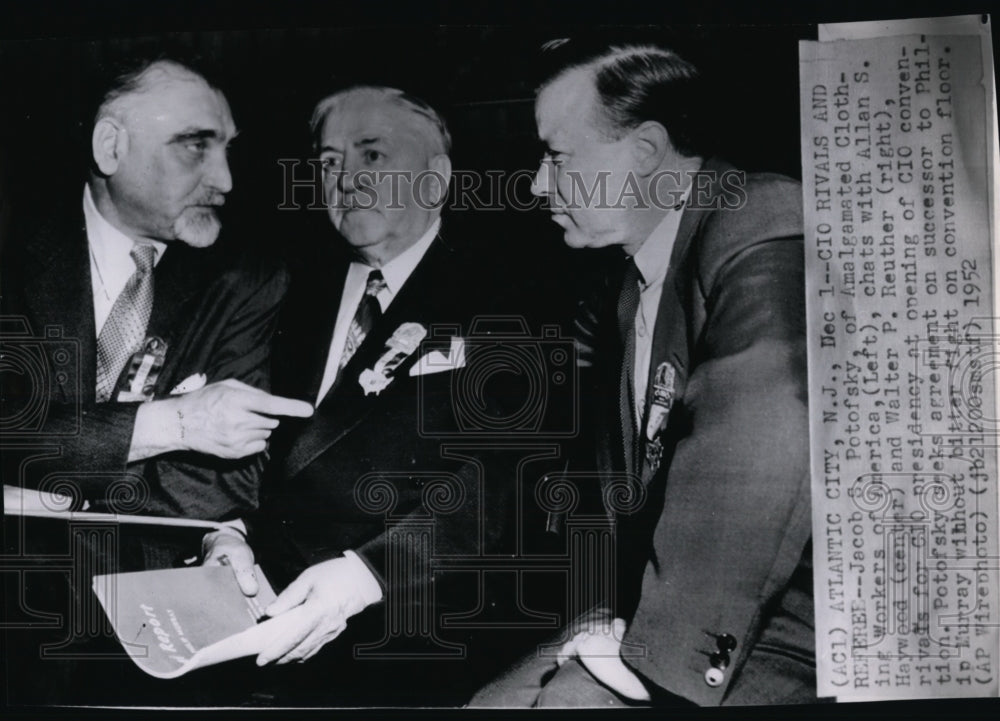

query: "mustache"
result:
(191, 194), (226, 207)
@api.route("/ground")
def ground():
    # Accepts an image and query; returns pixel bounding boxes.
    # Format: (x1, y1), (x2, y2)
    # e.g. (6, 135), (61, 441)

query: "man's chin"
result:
(175, 209), (222, 248)
(560, 225), (622, 251)
(336, 211), (384, 247)
(561, 229), (599, 250)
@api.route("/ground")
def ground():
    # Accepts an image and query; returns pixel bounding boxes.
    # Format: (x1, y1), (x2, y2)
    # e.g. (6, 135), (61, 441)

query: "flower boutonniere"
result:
(359, 322), (427, 396)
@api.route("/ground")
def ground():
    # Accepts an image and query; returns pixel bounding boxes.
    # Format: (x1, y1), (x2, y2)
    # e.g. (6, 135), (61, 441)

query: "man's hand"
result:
(255, 557), (377, 666)
(129, 379), (314, 462)
(202, 526), (259, 596)
(558, 617), (651, 702)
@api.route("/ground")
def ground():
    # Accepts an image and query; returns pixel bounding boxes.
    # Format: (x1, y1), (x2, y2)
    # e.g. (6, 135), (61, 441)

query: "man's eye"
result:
(185, 140), (207, 154)
(364, 150), (383, 164)
(321, 157), (342, 174)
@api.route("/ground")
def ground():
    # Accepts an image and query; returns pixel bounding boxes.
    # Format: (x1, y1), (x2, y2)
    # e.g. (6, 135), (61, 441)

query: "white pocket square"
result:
(409, 337), (466, 377)
(170, 373), (207, 395)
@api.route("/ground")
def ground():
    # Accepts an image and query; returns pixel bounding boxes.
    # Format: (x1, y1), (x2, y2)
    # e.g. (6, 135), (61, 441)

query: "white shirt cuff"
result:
(342, 549), (384, 604)
(220, 518), (247, 537)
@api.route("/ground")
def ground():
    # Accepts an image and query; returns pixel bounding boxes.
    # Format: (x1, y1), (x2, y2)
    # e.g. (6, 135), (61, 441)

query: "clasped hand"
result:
(202, 531), (368, 665)
(557, 617), (651, 701)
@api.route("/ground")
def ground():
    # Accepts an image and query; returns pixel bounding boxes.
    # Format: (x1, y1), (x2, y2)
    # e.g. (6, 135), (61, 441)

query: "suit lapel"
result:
(301, 258), (351, 402)
(636, 159), (730, 483)
(144, 243), (214, 344)
(282, 237), (453, 480)
(22, 209), (97, 402)
(636, 232), (691, 484)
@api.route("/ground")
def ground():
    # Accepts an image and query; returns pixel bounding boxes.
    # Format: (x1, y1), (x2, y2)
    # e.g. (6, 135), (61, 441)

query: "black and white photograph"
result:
(1, 0), (999, 717)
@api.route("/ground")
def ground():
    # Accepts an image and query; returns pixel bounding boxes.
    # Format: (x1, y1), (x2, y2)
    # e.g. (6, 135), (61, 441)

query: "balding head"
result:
(311, 86), (451, 158)
(89, 58), (236, 248)
(95, 59), (213, 127)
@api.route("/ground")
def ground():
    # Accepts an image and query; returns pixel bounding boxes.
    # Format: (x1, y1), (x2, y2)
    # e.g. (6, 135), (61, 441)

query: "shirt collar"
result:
(83, 184), (166, 264)
(631, 185), (691, 287)
(376, 217), (440, 295)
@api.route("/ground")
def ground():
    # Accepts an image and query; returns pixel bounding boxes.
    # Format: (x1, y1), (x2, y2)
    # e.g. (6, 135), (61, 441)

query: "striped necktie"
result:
(339, 269), (387, 374)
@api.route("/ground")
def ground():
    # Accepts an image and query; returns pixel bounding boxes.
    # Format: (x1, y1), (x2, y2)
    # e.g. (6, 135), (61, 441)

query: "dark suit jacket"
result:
(249, 229), (551, 704)
(259, 231), (522, 593)
(576, 159), (812, 705)
(0, 194), (288, 520)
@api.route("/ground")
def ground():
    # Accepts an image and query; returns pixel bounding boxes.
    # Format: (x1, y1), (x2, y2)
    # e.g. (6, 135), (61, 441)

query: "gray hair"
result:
(309, 85), (451, 156)
(95, 59), (212, 124)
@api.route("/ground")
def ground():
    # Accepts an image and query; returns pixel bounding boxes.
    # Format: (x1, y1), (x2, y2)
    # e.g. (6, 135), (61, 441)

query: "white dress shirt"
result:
(83, 184), (165, 336)
(312, 218), (441, 604)
(315, 218), (440, 403)
(629, 190), (690, 425)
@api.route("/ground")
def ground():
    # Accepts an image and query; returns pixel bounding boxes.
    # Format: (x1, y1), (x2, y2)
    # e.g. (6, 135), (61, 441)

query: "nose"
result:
(206, 150), (233, 194)
(335, 162), (358, 195)
(531, 160), (552, 198)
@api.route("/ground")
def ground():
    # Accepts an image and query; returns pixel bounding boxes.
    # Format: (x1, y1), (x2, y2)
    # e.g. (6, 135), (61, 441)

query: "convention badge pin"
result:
(645, 361), (676, 442)
(359, 367), (393, 396)
(359, 323), (427, 396)
(116, 336), (167, 402)
(381, 322), (428, 374)
(645, 436), (665, 474)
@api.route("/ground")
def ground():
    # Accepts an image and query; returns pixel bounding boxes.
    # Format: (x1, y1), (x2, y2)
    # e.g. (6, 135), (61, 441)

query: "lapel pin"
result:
(359, 322), (427, 396)
(645, 361), (676, 442)
(644, 361), (677, 472)
(116, 336), (168, 402)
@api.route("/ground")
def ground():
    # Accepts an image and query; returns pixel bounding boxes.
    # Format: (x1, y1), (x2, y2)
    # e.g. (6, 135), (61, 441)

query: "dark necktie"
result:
(339, 269), (387, 374)
(95, 244), (156, 402)
(617, 257), (643, 471)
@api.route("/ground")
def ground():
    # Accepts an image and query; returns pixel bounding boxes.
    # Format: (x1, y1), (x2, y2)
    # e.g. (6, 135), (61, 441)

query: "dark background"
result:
(2, 1), (1000, 718)
(2, 1), (995, 335)
(0, 2), (827, 335)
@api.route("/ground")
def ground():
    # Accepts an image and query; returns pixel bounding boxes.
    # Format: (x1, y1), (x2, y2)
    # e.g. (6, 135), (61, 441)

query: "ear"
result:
(630, 121), (671, 177)
(424, 154), (453, 208)
(92, 118), (128, 176)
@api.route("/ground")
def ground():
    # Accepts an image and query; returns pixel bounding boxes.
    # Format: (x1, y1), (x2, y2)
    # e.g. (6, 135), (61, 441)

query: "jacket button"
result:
(716, 633), (737, 652)
(709, 651), (730, 670)
(704, 667), (725, 687)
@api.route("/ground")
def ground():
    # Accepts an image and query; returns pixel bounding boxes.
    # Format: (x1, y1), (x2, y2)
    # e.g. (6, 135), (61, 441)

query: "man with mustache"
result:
(1, 57), (312, 544)
(1, 55), (316, 705)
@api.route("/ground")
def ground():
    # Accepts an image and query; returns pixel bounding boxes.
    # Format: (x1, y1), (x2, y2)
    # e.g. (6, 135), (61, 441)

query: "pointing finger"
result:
(245, 393), (315, 418)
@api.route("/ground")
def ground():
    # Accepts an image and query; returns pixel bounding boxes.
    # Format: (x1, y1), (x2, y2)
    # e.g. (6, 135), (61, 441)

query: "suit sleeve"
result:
(622, 177), (812, 705)
(0, 400), (140, 501)
(138, 262), (290, 519)
(344, 442), (526, 616)
(0, 259), (142, 505)
(3, 260), (288, 520)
